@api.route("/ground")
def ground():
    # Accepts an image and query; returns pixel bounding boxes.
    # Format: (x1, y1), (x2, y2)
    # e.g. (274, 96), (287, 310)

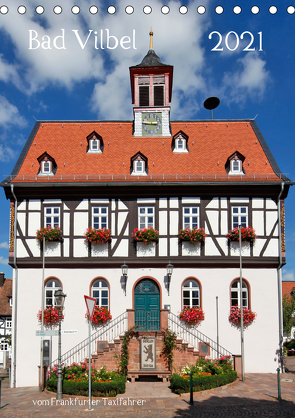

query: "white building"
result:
(1, 40), (292, 387)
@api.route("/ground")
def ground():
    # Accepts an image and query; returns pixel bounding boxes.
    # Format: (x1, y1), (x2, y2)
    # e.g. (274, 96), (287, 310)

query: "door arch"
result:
(134, 278), (160, 331)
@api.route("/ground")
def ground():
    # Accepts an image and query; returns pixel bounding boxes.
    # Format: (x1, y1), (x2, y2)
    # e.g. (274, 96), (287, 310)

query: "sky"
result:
(0, 0), (294, 280)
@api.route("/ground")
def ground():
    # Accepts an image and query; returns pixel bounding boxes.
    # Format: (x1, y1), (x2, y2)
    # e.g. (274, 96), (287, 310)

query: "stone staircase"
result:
(92, 331), (202, 381)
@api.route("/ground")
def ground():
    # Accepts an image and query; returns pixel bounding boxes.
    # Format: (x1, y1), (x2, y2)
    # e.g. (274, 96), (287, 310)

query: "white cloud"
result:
(282, 269), (295, 282)
(220, 52), (270, 105)
(0, 95), (27, 127)
(0, 242), (9, 249)
(0, 256), (8, 265)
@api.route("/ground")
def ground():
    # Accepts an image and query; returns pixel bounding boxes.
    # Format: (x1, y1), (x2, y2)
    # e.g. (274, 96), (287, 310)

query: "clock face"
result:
(142, 112), (162, 136)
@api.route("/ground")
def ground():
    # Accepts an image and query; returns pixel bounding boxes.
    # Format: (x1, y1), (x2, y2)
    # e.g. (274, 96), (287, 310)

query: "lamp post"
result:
(166, 261), (174, 295)
(121, 262), (128, 295)
(54, 289), (66, 400)
(238, 225), (245, 382)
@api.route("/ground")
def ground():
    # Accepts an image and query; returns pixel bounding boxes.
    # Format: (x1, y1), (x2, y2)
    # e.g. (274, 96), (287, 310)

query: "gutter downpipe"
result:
(277, 182), (285, 373)
(10, 185), (18, 388)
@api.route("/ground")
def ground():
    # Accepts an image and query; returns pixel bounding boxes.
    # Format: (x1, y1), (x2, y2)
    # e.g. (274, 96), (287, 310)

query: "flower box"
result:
(182, 241), (201, 256)
(229, 305), (256, 328)
(230, 241), (251, 257)
(136, 241), (156, 257)
(178, 228), (207, 244)
(86, 306), (112, 326)
(38, 306), (64, 328)
(36, 226), (63, 242)
(84, 227), (111, 244)
(179, 306), (205, 326)
(226, 226), (257, 243)
(132, 227), (159, 244)
(91, 242), (108, 257)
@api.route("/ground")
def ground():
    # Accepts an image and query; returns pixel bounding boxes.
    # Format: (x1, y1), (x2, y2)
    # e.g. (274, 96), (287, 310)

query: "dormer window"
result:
(131, 152), (148, 175)
(37, 152), (56, 176)
(225, 151), (245, 175)
(172, 131), (188, 153)
(87, 131), (103, 154)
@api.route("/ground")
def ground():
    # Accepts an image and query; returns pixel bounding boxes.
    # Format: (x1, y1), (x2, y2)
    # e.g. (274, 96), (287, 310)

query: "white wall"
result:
(14, 266), (280, 386)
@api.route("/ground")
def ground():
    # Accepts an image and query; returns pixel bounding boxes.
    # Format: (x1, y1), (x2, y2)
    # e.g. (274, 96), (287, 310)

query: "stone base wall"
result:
(92, 331), (200, 374)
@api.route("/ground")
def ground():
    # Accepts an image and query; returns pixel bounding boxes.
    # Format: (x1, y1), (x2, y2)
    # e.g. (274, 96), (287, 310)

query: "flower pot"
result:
(136, 241), (156, 257)
(181, 241), (201, 256)
(230, 241), (251, 257)
(91, 242), (108, 257)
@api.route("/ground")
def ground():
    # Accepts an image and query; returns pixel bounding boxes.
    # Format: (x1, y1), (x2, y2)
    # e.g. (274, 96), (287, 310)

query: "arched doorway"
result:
(134, 279), (160, 331)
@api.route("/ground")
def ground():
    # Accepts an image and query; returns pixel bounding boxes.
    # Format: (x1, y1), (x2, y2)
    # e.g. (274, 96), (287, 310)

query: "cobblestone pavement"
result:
(0, 371), (295, 417)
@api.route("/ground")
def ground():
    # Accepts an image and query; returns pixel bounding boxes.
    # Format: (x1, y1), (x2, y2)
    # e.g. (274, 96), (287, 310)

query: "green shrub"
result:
(170, 370), (237, 394)
(46, 374), (125, 396)
(283, 339), (295, 350)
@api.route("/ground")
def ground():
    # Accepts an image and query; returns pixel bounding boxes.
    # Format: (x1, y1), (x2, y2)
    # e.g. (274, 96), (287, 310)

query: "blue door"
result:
(134, 279), (160, 331)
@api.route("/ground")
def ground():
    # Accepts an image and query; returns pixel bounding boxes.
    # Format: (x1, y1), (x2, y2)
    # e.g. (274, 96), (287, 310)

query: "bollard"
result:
(189, 371), (193, 405)
(0, 377), (3, 407)
(276, 368), (282, 401)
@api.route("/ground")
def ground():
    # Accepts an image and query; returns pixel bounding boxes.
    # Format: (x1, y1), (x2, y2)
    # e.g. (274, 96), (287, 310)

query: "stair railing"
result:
(168, 311), (232, 360)
(51, 311), (128, 367)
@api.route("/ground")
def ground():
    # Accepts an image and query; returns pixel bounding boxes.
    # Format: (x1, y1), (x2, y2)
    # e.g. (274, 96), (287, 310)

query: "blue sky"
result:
(0, 0), (294, 280)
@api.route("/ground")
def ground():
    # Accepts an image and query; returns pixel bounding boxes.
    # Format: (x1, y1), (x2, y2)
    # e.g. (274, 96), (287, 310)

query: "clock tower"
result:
(129, 30), (173, 137)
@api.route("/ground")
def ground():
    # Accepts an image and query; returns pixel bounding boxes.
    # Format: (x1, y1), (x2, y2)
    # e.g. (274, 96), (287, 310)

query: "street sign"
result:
(62, 330), (78, 334)
(84, 295), (96, 321)
(36, 330), (58, 337)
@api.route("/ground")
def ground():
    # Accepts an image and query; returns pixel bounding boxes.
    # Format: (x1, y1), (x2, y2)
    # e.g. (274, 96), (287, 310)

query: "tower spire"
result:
(149, 27), (153, 50)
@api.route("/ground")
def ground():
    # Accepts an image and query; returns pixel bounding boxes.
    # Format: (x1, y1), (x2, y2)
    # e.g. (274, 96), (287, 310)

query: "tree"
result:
(283, 292), (295, 338)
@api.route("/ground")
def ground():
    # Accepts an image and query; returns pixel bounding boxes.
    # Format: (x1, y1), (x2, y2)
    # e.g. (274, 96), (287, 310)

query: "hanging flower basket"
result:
(86, 306), (112, 325)
(37, 306), (64, 327)
(229, 305), (256, 328)
(178, 228), (207, 244)
(225, 226), (257, 243)
(84, 227), (111, 244)
(36, 226), (63, 242)
(179, 306), (205, 325)
(132, 227), (159, 244)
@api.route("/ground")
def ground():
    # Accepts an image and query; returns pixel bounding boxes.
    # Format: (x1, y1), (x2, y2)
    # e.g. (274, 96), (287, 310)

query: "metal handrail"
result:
(168, 311), (232, 360)
(5, 172), (288, 184)
(51, 311), (128, 367)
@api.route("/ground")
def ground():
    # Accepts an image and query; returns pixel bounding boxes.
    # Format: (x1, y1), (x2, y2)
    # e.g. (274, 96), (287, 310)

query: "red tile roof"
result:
(10, 120), (284, 184)
(282, 281), (295, 297)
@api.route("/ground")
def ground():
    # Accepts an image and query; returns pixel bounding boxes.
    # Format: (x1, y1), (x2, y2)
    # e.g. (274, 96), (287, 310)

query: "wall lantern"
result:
(121, 262), (128, 295)
(166, 261), (174, 295)
(54, 289), (66, 308)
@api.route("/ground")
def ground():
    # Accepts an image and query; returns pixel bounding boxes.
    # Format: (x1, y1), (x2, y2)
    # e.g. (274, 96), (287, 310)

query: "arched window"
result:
(182, 279), (200, 308)
(45, 279), (62, 307)
(231, 280), (249, 308)
(91, 279), (109, 309)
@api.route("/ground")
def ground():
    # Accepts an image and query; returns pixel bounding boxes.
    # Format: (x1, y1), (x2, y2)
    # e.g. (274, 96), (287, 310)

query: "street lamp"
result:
(54, 289), (66, 400)
(166, 261), (174, 295)
(121, 262), (128, 295)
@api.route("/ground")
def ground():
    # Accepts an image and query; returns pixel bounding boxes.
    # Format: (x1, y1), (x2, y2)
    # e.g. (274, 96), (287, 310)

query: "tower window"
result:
(139, 86), (149, 106)
(154, 85), (164, 106)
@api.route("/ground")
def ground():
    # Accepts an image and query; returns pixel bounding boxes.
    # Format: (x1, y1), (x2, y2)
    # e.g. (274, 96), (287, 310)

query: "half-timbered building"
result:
(1, 38), (292, 387)
(0, 272), (12, 368)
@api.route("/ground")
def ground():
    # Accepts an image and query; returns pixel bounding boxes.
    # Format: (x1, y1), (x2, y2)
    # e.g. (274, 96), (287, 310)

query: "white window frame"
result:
(231, 280), (248, 308)
(0, 339), (9, 351)
(183, 207), (199, 229)
(232, 206), (248, 228)
(91, 279), (109, 309)
(45, 279), (62, 308)
(9, 298), (12, 307)
(40, 160), (53, 175)
(45, 207), (60, 228)
(88, 135), (102, 153)
(5, 319), (12, 329)
(173, 135), (188, 153)
(132, 157), (147, 176)
(182, 279), (200, 308)
(138, 207), (154, 229)
(92, 207), (108, 229)
(229, 159), (243, 175)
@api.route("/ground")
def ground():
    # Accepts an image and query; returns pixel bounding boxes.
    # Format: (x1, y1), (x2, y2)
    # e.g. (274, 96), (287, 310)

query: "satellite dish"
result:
(204, 97), (220, 119)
